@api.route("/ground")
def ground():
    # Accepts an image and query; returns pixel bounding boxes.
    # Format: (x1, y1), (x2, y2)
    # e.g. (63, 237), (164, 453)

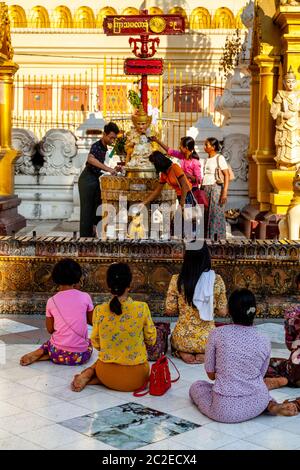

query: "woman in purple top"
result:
(189, 289), (300, 423)
(150, 135), (202, 189)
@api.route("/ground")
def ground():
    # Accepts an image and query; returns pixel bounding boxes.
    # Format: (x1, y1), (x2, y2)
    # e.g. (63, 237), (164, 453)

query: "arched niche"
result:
(213, 7), (235, 29)
(51, 6), (73, 28)
(190, 7), (211, 29)
(149, 7), (164, 15)
(28, 6), (50, 28)
(121, 7), (140, 15)
(168, 6), (188, 29)
(96, 6), (117, 28)
(8, 5), (27, 28)
(74, 6), (96, 28)
(236, 8), (246, 29)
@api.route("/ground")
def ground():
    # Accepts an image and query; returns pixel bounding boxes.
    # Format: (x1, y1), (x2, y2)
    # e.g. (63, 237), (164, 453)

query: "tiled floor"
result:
(0, 317), (300, 450)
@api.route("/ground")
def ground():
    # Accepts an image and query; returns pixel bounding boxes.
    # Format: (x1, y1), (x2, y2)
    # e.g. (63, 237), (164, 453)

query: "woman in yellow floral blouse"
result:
(71, 263), (157, 392)
(166, 243), (227, 364)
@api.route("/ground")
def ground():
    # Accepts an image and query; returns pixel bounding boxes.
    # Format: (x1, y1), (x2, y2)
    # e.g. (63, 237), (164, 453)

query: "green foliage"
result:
(128, 90), (142, 109)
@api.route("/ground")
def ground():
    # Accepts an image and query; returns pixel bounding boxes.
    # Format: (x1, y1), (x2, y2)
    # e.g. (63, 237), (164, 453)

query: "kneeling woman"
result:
(71, 263), (157, 392)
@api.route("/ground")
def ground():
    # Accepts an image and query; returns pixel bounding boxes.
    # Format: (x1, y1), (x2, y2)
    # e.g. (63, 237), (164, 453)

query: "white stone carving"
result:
(39, 129), (79, 176)
(222, 134), (249, 182)
(241, 0), (254, 30)
(12, 128), (39, 175)
(215, 67), (251, 126)
(240, 0), (254, 63)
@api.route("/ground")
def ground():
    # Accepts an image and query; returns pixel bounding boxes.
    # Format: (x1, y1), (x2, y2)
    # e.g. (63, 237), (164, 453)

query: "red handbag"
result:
(133, 355), (180, 397)
(192, 188), (209, 208)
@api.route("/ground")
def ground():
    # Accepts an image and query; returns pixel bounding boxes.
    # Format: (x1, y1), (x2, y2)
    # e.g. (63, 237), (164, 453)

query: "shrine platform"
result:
(0, 231), (299, 317)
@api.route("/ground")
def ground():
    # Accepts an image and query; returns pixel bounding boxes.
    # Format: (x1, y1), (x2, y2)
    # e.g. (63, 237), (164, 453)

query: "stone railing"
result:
(0, 236), (299, 316)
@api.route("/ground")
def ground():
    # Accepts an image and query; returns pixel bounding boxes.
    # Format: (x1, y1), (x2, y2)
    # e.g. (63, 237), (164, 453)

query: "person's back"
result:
(71, 262), (157, 393)
(189, 288), (300, 423)
(20, 259), (93, 367)
(47, 288), (92, 353)
(209, 324), (270, 397)
(165, 243), (227, 364)
(92, 297), (156, 365)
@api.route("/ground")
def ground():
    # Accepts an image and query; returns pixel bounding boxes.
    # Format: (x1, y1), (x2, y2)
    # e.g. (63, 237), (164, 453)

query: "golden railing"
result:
(12, 57), (225, 146)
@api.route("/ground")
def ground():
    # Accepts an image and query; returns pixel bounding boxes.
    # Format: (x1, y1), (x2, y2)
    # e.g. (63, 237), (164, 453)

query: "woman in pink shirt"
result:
(20, 259), (94, 366)
(151, 135), (202, 190)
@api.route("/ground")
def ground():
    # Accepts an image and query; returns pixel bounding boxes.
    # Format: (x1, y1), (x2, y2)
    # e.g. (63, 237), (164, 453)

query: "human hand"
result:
(149, 135), (158, 142)
(110, 169), (117, 176)
(219, 191), (227, 205)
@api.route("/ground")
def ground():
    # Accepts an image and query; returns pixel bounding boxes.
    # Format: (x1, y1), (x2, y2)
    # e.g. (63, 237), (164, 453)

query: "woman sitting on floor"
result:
(20, 258), (93, 366)
(71, 262), (157, 392)
(265, 273), (300, 389)
(165, 242), (227, 364)
(189, 288), (300, 423)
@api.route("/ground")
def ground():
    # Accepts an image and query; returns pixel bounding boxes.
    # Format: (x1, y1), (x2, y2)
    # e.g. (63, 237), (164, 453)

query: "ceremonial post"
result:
(103, 10), (185, 111)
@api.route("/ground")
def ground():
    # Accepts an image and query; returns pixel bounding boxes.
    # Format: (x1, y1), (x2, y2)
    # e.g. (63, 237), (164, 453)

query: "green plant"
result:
(108, 131), (127, 158)
(128, 90), (142, 109)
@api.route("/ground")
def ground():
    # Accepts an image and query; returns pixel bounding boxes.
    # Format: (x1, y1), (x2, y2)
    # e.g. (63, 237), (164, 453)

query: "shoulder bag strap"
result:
(167, 356), (181, 383)
(51, 296), (88, 342)
(133, 378), (150, 397)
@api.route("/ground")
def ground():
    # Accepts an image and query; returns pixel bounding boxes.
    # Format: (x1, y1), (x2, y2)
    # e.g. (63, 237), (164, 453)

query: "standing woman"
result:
(78, 122), (120, 237)
(202, 137), (229, 240)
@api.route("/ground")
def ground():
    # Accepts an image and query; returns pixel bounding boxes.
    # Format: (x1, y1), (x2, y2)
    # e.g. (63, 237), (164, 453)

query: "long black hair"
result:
(228, 289), (256, 326)
(177, 242), (212, 306)
(181, 136), (199, 160)
(107, 263), (132, 315)
(206, 137), (221, 152)
(149, 150), (172, 173)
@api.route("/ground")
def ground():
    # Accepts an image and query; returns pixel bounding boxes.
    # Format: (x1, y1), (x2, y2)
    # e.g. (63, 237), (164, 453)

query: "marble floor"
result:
(0, 316), (300, 450)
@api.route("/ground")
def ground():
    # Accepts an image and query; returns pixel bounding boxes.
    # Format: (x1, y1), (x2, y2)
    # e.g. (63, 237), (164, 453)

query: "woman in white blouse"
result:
(202, 137), (229, 240)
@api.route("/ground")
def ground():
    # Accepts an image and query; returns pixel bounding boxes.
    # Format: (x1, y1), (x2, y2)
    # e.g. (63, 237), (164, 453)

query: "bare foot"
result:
(264, 377), (288, 390)
(20, 349), (48, 366)
(71, 367), (96, 392)
(179, 352), (199, 364)
(268, 401), (298, 416)
(195, 354), (205, 364)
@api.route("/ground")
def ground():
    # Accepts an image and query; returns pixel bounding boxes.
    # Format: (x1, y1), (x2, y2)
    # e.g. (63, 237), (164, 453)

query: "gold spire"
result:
(284, 65), (296, 81)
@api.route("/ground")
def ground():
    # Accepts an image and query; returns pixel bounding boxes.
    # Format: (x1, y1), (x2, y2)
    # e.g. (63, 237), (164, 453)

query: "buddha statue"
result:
(270, 67), (300, 170)
(125, 106), (156, 177)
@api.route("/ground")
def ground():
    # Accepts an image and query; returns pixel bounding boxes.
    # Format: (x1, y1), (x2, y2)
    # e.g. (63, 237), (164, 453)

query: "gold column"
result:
(0, 2), (20, 196)
(273, 6), (300, 82)
(247, 64), (260, 205)
(253, 55), (280, 211)
(0, 61), (19, 196)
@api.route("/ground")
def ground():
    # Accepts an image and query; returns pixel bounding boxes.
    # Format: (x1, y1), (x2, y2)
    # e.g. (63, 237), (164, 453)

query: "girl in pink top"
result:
(151, 135), (202, 189)
(20, 259), (94, 367)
